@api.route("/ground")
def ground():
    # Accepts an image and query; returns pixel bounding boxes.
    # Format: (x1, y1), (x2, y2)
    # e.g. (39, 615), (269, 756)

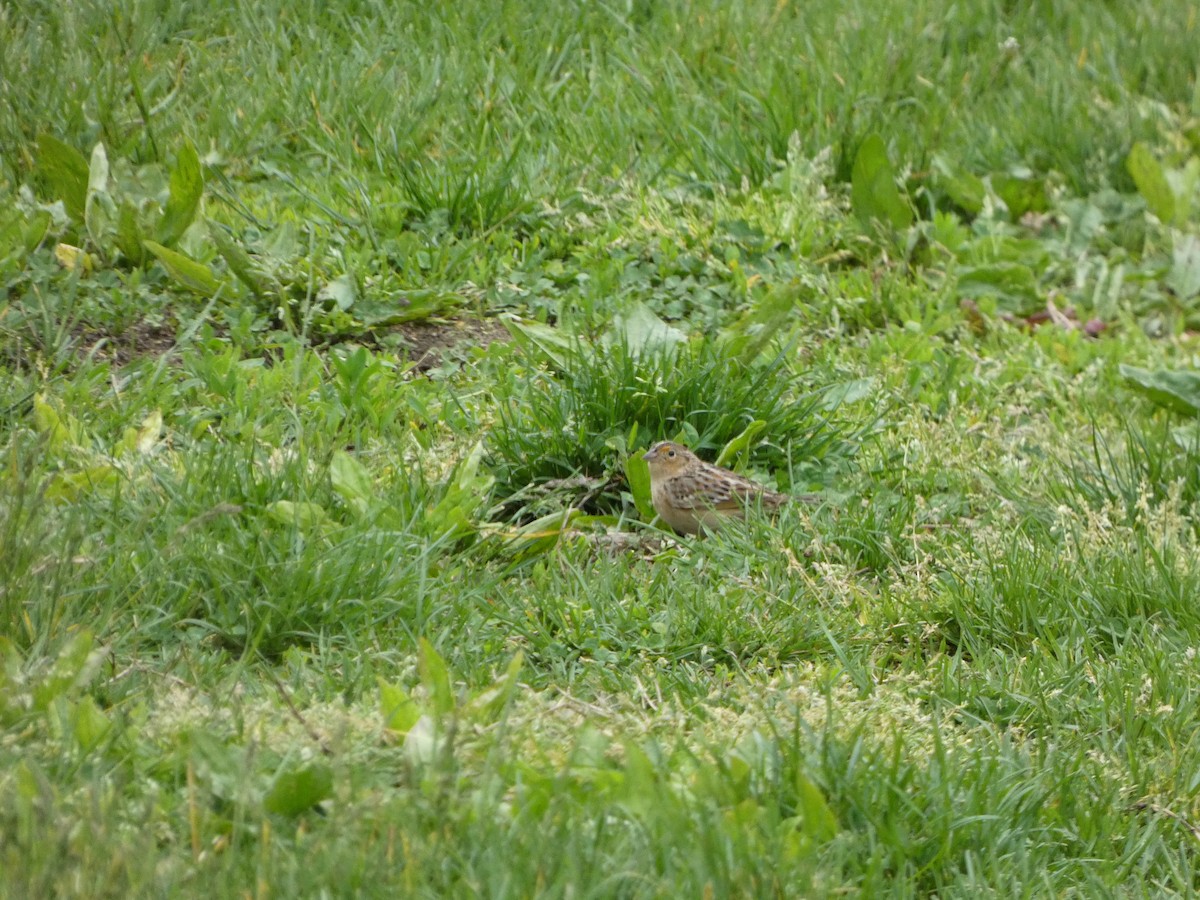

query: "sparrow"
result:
(640, 440), (815, 535)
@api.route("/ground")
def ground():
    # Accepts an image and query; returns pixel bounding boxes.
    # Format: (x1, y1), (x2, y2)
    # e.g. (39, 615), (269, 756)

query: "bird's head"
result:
(641, 441), (697, 477)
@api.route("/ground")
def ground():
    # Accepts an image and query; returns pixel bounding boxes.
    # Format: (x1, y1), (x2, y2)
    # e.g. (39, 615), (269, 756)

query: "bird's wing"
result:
(666, 470), (774, 510)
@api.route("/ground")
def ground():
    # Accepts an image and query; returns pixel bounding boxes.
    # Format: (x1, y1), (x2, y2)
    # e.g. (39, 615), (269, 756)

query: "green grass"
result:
(4, 0), (1200, 895)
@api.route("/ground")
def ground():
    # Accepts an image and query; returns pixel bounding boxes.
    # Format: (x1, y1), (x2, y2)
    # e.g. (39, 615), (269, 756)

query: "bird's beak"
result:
(641, 448), (655, 461)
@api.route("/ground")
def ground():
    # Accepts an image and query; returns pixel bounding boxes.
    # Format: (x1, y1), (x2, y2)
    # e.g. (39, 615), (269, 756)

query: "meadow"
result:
(3, 0), (1200, 895)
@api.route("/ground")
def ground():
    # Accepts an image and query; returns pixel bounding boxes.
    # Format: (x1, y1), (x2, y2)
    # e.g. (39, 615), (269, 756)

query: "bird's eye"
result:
(666, 449), (676, 458)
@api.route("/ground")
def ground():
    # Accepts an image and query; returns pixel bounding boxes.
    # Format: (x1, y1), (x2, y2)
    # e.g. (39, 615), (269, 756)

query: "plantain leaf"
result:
(624, 453), (654, 521)
(116, 201), (146, 266)
(115, 410), (164, 457)
(71, 696), (113, 752)
(990, 173), (1047, 220)
(31, 630), (102, 711)
(54, 242), (95, 273)
(931, 155), (985, 216)
(793, 770), (839, 841)
(418, 637), (455, 717)
(266, 500), (328, 529)
(330, 450), (374, 518)
(44, 465), (121, 503)
(22, 209), (52, 254)
(84, 143), (111, 250)
(462, 651), (523, 724)
(500, 314), (575, 370)
(37, 133), (89, 222)
(1167, 233), (1200, 301)
(715, 420), (767, 469)
(158, 140), (203, 246)
(264, 762), (333, 816)
(1127, 142), (1176, 225)
(143, 240), (221, 295)
(380, 679), (423, 735)
(207, 221), (265, 297)
(1120, 364), (1200, 417)
(851, 134), (913, 231)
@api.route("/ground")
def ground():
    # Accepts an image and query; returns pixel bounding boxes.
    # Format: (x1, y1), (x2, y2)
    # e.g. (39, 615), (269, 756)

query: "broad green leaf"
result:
(715, 420), (767, 468)
(116, 200), (146, 266)
(22, 209), (51, 254)
(0, 638), (24, 723)
(990, 173), (1047, 220)
(330, 450), (374, 513)
(264, 762), (333, 816)
(418, 637), (455, 717)
(425, 441), (494, 540)
(208, 221), (265, 297)
(604, 302), (686, 358)
(261, 219), (300, 258)
(462, 651), (523, 724)
(330, 347), (373, 395)
(1172, 422), (1200, 452)
(158, 140), (203, 246)
(317, 274), (357, 311)
(501, 314), (575, 369)
(0, 210), (49, 277)
(455, 440), (494, 493)
(955, 262), (1039, 312)
(499, 510), (619, 561)
(426, 505), (474, 541)
(71, 695), (113, 752)
(379, 679), (423, 735)
(356, 290), (461, 327)
(187, 731), (248, 803)
(929, 209), (972, 256)
(0, 210), (33, 254)
(793, 771), (838, 841)
(931, 155), (985, 216)
(1127, 142), (1176, 225)
(0, 636), (23, 683)
(502, 507), (579, 542)
(453, 441), (487, 489)
(12, 762), (41, 819)
(1120, 364), (1200, 417)
(87, 144), (109, 196)
(619, 741), (659, 814)
(850, 134), (912, 231)
(724, 797), (761, 830)
(134, 411), (165, 453)
(266, 500), (328, 529)
(32, 630), (99, 711)
(720, 285), (798, 362)
(54, 242), (95, 273)
(143, 240), (221, 295)
(116, 410), (164, 457)
(84, 143), (111, 249)
(1167, 233), (1200, 301)
(1166, 157), (1199, 224)
(624, 453), (654, 521)
(45, 465), (120, 502)
(37, 133), (89, 222)
(33, 394), (73, 450)
(821, 377), (876, 411)
(404, 715), (440, 767)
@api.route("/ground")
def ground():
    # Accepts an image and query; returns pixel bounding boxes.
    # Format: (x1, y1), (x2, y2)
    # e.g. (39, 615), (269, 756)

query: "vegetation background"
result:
(3, 0), (1200, 895)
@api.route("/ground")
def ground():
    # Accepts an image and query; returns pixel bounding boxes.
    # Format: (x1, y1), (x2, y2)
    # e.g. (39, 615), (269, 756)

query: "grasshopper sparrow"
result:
(641, 440), (815, 535)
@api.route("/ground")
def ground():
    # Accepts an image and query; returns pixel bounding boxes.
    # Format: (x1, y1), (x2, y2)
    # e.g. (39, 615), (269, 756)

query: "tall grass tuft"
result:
(487, 336), (848, 518)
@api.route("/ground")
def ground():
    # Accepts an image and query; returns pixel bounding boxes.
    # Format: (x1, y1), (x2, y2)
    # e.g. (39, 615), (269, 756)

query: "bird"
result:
(640, 440), (816, 535)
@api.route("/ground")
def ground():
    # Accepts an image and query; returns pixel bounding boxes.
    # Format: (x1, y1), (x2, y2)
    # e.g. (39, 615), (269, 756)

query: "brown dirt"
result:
(77, 320), (179, 367)
(69, 314), (511, 371)
(384, 317), (511, 371)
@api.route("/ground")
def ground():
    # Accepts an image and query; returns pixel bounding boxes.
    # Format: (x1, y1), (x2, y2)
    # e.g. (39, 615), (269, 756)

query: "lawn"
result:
(3, 0), (1200, 895)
